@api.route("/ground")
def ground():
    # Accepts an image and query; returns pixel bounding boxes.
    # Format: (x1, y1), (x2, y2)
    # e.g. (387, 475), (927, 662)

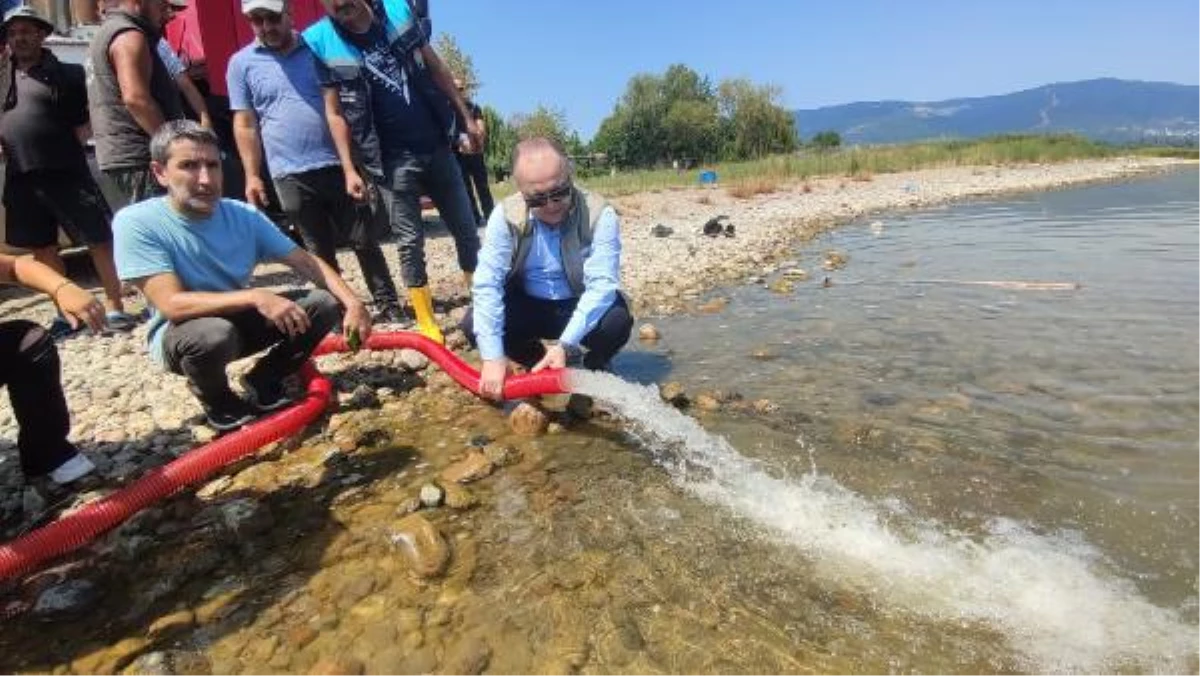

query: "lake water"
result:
(598, 167), (1199, 672)
(1, 168), (1195, 675)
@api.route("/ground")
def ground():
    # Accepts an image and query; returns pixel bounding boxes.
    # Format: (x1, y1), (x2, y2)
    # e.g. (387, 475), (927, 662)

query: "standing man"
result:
(159, 0), (211, 129)
(453, 76), (493, 227)
(463, 138), (634, 402)
(228, 0), (403, 323)
(306, 0), (482, 344)
(0, 6), (139, 335)
(114, 121), (372, 432)
(87, 0), (185, 206)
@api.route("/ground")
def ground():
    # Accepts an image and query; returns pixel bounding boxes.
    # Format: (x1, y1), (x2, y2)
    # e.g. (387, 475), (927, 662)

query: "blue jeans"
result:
(379, 146), (480, 288)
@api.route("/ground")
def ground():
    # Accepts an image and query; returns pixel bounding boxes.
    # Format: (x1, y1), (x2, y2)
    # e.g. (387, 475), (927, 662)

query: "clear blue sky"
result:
(431, 0), (1200, 141)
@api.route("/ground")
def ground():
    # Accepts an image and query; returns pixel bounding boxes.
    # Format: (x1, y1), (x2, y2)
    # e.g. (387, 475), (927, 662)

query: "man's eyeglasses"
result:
(523, 181), (573, 209)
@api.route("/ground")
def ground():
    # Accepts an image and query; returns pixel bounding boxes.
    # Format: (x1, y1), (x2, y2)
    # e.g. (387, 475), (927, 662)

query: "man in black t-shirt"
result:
(453, 77), (494, 226)
(0, 6), (138, 336)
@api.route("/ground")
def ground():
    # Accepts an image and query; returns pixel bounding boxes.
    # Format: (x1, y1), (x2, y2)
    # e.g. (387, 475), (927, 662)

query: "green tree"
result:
(717, 78), (797, 159)
(509, 105), (572, 147)
(810, 130), (842, 150)
(592, 64), (720, 168)
(433, 33), (477, 92)
(482, 104), (515, 180)
(663, 98), (720, 163)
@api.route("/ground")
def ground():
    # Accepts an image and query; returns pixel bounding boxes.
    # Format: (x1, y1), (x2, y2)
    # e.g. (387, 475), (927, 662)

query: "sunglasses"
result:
(523, 181), (572, 209)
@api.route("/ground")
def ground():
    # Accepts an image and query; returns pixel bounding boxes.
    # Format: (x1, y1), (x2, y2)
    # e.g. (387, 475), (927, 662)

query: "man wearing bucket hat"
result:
(227, 0), (404, 324)
(87, 0), (185, 205)
(0, 5), (141, 335)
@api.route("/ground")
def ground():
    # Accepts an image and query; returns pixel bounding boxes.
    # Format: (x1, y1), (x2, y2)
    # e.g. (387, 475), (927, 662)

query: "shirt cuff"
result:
(479, 335), (505, 361)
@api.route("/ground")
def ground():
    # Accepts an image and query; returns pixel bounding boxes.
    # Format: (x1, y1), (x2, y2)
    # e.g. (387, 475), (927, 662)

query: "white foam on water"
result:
(569, 369), (1198, 673)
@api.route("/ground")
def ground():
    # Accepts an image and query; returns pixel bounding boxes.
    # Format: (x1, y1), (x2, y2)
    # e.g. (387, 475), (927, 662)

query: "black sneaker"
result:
(202, 394), (259, 433)
(239, 372), (293, 413)
(373, 303), (407, 326)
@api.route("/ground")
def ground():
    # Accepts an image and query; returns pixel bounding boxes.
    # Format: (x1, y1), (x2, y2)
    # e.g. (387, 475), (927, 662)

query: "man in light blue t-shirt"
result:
(114, 120), (372, 432)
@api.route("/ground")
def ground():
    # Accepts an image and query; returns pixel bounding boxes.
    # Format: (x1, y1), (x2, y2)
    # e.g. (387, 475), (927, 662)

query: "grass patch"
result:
(577, 134), (1189, 197)
(727, 178), (779, 199)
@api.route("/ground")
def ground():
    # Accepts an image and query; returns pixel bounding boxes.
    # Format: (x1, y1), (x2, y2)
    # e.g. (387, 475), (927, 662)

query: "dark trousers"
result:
(0, 321), (76, 476)
(455, 152), (494, 225)
(162, 289), (341, 405)
(460, 289), (634, 370)
(101, 166), (165, 209)
(274, 166), (399, 308)
(380, 146), (480, 288)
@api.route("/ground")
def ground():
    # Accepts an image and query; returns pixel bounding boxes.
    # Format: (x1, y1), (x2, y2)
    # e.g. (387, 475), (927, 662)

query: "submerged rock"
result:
(440, 451), (495, 484)
(508, 401), (550, 436)
(389, 514), (450, 579)
(696, 297), (728, 314)
(482, 443), (521, 467)
(637, 323), (660, 341)
(659, 382), (688, 407)
(442, 483), (478, 510)
(418, 483), (444, 508)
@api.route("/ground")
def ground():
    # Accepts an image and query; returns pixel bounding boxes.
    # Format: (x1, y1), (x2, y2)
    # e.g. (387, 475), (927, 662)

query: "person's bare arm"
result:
(109, 30), (165, 135)
(2, 254), (105, 331)
(232, 110), (269, 208)
(175, 73), (212, 129)
(322, 87), (367, 201)
(137, 271), (265, 322)
(419, 45), (481, 151)
(279, 248), (372, 341)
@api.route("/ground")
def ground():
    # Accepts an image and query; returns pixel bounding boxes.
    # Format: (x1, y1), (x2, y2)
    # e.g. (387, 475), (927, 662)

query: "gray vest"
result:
(501, 187), (610, 296)
(86, 11), (184, 170)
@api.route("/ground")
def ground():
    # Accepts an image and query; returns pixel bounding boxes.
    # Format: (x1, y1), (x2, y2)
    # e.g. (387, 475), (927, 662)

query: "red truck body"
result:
(165, 0), (327, 96)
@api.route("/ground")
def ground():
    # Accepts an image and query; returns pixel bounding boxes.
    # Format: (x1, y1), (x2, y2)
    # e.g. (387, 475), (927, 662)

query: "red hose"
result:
(0, 331), (568, 582)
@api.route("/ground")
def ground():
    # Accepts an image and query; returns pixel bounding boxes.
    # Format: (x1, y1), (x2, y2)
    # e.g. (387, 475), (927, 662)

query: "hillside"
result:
(794, 78), (1199, 145)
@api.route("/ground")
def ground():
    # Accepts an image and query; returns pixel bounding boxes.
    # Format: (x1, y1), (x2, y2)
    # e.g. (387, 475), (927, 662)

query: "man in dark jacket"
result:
(308, 0), (481, 344)
(0, 6), (139, 334)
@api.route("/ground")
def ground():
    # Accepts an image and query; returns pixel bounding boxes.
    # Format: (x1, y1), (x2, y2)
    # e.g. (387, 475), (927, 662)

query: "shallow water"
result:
(608, 167), (1200, 672)
(1, 169), (1196, 674)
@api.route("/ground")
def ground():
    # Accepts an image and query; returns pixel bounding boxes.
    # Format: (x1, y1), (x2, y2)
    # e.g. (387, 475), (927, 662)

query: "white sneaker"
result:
(49, 454), (96, 484)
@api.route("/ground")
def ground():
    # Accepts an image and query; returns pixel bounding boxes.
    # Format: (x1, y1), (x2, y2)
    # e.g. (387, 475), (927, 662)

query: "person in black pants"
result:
(453, 78), (494, 226)
(0, 252), (105, 484)
(462, 137), (633, 415)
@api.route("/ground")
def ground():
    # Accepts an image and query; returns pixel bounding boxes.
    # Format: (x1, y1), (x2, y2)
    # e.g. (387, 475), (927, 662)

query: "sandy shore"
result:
(0, 156), (1191, 525)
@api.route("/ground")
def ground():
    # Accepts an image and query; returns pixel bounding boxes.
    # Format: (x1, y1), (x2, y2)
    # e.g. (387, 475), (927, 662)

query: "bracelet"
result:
(51, 280), (73, 299)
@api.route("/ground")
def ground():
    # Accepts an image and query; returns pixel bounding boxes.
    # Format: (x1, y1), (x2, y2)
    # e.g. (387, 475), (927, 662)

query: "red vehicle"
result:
(164, 0), (326, 97)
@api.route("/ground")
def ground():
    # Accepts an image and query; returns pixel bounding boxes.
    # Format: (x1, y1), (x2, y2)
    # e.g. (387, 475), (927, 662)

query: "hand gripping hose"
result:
(0, 331), (569, 582)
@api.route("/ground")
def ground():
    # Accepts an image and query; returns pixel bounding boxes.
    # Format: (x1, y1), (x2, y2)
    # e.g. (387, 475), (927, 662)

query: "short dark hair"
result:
(150, 119), (220, 165)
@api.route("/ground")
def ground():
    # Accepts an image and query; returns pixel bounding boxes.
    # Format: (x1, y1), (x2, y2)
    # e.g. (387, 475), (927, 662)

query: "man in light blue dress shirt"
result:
(463, 137), (633, 401)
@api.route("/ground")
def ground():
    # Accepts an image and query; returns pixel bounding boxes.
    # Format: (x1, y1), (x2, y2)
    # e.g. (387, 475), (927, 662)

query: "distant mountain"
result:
(794, 79), (1199, 145)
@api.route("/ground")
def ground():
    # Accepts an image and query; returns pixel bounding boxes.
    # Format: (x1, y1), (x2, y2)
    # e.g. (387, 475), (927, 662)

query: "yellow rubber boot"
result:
(408, 286), (444, 344)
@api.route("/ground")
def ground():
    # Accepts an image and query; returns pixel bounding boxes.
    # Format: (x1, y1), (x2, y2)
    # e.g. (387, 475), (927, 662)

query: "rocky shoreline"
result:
(0, 156), (1190, 533)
